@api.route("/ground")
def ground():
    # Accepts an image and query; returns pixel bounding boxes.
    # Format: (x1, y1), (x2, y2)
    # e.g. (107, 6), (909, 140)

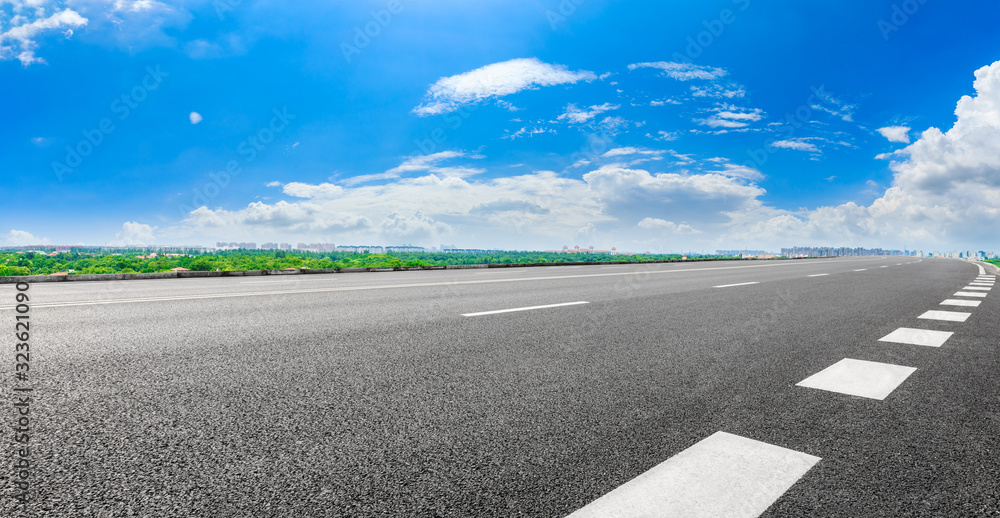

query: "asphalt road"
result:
(1, 257), (998, 517)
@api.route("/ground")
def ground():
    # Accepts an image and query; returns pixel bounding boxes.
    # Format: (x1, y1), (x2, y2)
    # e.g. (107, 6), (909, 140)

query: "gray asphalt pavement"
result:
(2, 257), (998, 516)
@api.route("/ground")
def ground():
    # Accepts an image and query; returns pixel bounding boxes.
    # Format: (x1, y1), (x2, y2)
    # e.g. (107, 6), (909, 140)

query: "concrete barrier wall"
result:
(0, 256), (818, 284)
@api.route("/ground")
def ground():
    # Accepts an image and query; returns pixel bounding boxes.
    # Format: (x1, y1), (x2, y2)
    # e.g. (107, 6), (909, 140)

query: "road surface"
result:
(1, 257), (998, 516)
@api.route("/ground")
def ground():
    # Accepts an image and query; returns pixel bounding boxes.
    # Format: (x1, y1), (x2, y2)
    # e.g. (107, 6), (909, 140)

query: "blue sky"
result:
(3, 0), (1000, 252)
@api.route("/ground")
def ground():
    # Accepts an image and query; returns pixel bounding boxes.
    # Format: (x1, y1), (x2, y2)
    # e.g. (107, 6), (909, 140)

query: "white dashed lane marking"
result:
(565, 431), (820, 518)
(807, 274), (829, 277)
(713, 282), (760, 288)
(796, 358), (917, 400)
(955, 291), (988, 297)
(461, 301), (589, 317)
(879, 327), (954, 347)
(918, 310), (972, 322)
(941, 299), (982, 307)
(853, 269), (867, 272)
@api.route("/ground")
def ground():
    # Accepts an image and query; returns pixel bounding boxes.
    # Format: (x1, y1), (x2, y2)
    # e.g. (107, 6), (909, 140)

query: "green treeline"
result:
(0, 248), (738, 277)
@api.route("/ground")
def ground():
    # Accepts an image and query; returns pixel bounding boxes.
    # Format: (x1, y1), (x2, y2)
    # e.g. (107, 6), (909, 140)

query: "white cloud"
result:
(113, 221), (156, 245)
(1, 1), (192, 65)
(189, 111), (203, 124)
(602, 147), (663, 158)
(2, 229), (49, 246)
(877, 125), (911, 143)
(695, 107), (763, 129)
(265, 181), (282, 187)
(771, 139), (821, 153)
(413, 58), (597, 116)
(557, 102), (619, 123)
(343, 150), (481, 185)
(628, 61), (726, 81)
(637, 218), (700, 234)
(646, 130), (679, 142)
(723, 60), (1000, 250)
(690, 83), (746, 99)
(282, 182), (343, 199)
(810, 86), (857, 122)
(0, 8), (87, 65)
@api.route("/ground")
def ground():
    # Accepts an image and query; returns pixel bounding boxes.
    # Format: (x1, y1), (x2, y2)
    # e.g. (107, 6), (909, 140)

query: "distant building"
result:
(543, 245), (618, 255)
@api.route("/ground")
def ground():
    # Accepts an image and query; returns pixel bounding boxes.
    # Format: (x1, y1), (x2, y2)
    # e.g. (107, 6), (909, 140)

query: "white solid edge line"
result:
(713, 282), (760, 288)
(0, 260), (855, 310)
(807, 274), (829, 277)
(461, 301), (589, 317)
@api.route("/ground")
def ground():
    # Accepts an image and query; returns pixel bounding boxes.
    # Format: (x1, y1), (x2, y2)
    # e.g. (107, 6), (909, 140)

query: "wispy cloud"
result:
(557, 102), (619, 123)
(772, 139), (821, 153)
(412, 58), (597, 116)
(628, 61), (726, 81)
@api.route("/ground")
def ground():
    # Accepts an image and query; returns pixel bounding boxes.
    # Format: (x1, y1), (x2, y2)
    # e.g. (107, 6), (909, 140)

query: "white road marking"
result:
(0, 261), (845, 310)
(853, 269), (867, 271)
(565, 431), (820, 518)
(895, 263), (902, 265)
(955, 291), (988, 297)
(918, 310), (972, 322)
(796, 358), (916, 400)
(880, 266), (889, 268)
(807, 274), (829, 277)
(461, 301), (589, 317)
(962, 286), (991, 291)
(977, 264), (986, 275)
(879, 327), (954, 347)
(941, 299), (981, 307)
(969, 282), (994, 286)
(713, 282), (760, 288)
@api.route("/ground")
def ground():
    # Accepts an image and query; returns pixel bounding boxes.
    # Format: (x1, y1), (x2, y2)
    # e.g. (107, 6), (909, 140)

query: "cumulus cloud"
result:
(0, 8), (87, 65)
(413, 58), (597, 116)
(557, 102), (619, 123)
(877, 125), (911, 143)
(2, 229), (49, 246)
(189, 111), (203, 124)
(723, 60), (1000, 250)
(1, 1), (192, 65)
(628, 61), (726, 81)
(637, 218), (700, 234)
(282, 182), (343, 199)
(113, 221), (156, 245)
